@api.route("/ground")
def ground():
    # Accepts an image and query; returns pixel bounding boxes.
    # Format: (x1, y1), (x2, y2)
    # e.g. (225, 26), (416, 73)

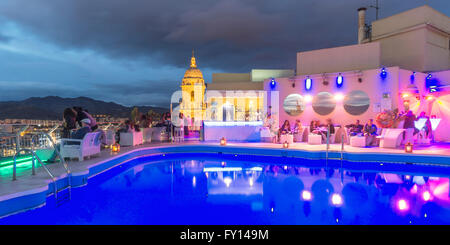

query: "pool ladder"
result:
(325, 128), (345, 169)
(12, 131), (72, 205)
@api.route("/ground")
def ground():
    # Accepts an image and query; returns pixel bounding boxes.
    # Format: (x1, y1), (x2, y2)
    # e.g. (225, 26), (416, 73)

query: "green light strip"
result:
(0, 156), (34, 167)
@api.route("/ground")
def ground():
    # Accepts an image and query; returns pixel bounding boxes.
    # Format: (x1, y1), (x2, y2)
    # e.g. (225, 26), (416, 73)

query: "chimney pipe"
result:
(357, 7), (367, 44)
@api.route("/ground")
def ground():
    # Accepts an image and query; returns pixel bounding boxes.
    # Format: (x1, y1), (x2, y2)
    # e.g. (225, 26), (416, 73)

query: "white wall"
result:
(265, 67), (399, 128)
(296, 42), (381, 75)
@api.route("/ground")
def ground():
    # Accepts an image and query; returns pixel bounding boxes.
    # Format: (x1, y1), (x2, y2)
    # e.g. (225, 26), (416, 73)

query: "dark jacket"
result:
(71, 126), (91, 140)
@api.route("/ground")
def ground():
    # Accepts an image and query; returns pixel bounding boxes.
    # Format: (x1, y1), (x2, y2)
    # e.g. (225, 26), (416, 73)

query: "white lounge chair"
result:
(378, 128), (405, 148)
(60, 132), (102, 161)
(120, 130), (143, 146)
(308, 134), (322, 145)
(105, 129), (115, 145)
(280, 134), (294, 144)
(260, 127), (274, 142)
(293, 128), (304, 142)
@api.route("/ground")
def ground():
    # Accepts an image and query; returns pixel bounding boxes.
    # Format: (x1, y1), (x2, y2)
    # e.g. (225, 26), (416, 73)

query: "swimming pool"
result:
(1, 152), (450, 225)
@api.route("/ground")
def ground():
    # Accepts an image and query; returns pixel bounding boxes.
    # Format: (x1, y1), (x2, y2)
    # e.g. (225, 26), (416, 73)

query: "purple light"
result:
(380, 67), (387, 79)
(270, 78), (276, 89)
(301, 190), (312, 201)
(423, 191), (431, 202)
(331, 193), (343, 206)
(305, 77), (312, 91)
(397, 199), (409, 211)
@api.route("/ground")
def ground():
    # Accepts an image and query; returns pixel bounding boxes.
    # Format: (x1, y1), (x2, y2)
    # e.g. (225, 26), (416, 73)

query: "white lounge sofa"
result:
(120, 130), (143, 146)
(142, 128), (153, 143)
(280, 134), (294, 144)
(60, 132), (102, 161)
(378, 128), (405, 148)
(260, 127), (274, 143)
(105, 129), (116, 145)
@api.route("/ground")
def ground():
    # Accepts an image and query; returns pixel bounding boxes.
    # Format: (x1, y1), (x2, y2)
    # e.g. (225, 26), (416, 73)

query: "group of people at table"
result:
(263, 109), (433, 147)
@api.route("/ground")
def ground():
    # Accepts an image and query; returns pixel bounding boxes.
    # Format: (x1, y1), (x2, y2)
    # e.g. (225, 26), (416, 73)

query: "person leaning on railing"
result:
(62, 108), (77, 139)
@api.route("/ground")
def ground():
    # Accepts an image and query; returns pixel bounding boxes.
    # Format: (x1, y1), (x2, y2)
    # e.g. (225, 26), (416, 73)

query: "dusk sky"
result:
(0, 0), (449, 108)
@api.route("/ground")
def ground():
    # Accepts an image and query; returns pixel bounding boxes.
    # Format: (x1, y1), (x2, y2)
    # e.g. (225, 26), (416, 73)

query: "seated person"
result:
(278, 120), (291, 141)
(310, 120), (327, 139)
(322, 118), (335, 142)
(47, 119), (92, 163)
(293, 119), (303, 142)
(325, 118), (335, 134)
(364, 119), (378, 146)
(346, 120), (363, 136)
(115, 120), (133, 144)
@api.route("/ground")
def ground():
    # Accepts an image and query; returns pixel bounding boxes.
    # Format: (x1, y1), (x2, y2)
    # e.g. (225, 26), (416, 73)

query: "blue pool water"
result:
(1, 153), (450, 225)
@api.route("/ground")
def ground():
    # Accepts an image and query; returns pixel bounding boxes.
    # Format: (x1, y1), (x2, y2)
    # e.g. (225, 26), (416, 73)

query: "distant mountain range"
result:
(0, 96), (169, 120)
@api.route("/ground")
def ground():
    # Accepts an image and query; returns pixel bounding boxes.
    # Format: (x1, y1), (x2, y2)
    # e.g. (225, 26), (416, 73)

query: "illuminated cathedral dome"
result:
(182, 51), (204, 85)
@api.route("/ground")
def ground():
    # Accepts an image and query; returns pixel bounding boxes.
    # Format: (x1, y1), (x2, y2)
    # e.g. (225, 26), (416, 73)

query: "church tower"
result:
(180, 50), (206, 128)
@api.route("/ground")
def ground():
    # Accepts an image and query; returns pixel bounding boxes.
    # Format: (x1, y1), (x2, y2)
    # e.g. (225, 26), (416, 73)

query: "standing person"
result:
(417, 112), (432, 138)
(183, 113), (189, 136)
(403, 110), (416, 144)
(73, 107), (98, 131)
(115, 120), (133, 144)
(62, 108), (77, 138)
(264, 113), (278, 143)
(364, 119), (378, 146)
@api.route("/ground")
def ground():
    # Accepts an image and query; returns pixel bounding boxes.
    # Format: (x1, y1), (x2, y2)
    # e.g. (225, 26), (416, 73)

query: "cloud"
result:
(0, 0), (448, 107)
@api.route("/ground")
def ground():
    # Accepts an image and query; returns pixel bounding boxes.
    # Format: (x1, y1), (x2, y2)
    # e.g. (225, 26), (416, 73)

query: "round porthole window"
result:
(312, 92), (336, 116)
(283, 94), (305, 116)
(343, 90), (370, 116)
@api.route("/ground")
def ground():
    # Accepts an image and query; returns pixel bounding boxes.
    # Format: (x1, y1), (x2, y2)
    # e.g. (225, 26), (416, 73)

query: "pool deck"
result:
(1, 140), (450, 217)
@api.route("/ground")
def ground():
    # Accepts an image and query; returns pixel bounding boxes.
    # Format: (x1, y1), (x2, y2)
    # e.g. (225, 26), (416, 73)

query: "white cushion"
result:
(280, 134), (294, 144)
(350, 136), (366, 147)
(308, 134), (322, 145)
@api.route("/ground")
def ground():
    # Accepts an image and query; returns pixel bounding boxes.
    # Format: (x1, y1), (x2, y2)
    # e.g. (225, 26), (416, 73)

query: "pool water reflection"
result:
(1, 155), (450, 225)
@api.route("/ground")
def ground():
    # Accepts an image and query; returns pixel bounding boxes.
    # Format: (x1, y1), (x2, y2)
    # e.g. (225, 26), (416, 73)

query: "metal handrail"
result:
(325, 126), (330, 169)
(48, 125), (59, 134)
(33, 132), (71, 175)
(341, 134), (345, 169)
(13, 149), (58, 199)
